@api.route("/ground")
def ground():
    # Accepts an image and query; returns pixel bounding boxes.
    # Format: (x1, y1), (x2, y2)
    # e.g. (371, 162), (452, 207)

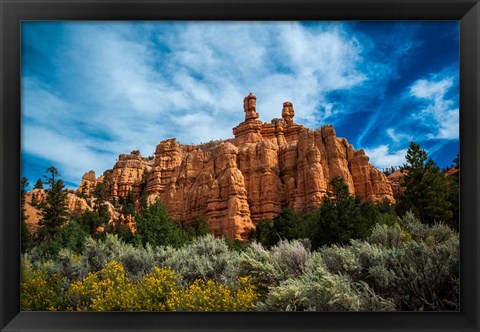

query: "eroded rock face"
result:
(387, 170), (406, 197)
(108, 150), (153, 200)
(78, 93), (395, 240)
(23, 189), (93, 234)
(76, 170), (97, 196)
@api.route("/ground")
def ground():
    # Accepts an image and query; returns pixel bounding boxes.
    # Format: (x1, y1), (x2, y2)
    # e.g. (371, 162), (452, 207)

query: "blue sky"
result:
(21, 21), (459, 189)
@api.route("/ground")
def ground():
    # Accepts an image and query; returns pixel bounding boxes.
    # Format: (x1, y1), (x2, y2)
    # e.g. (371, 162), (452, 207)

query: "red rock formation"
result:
(111, 214), (136, 234)
(76, 170), (97, 196)
(108, 150), (152, 200)
(79, 93), (395, 240)
(387, 170), (406, 196)
(444, 167), (459, 177)
(387, 167), (459, 197)
(23, 189), (93, 234)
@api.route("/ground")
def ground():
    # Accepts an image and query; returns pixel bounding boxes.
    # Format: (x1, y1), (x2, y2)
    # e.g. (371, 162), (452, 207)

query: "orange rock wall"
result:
(24, 189), (94, 234)
(87, 94), (395, 240)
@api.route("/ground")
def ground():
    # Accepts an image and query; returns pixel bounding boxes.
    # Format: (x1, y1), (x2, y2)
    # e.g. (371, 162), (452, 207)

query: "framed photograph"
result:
(1, 0), (479, 331)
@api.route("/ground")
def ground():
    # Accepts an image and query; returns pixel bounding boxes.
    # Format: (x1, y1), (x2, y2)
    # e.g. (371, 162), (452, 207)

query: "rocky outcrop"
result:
(23, 189), (93, 234)
(76, 170), (98, 196)
(112, 214), (136, 234)
(387, 167), (459, 198)
(78, 93), (395, 240)
(387, 170), (406, 196)
(349, 149), (395, 202)
(108, 150), (153, 200)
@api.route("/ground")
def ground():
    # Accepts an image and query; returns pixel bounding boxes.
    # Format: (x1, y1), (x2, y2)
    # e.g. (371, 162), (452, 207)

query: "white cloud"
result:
(409, 74), (458, 140)
(22, 123), (116, 181)
(386, 128), (413, 143)
(21, 22), (377, 187)
(410, 78), (453, 99)
(364, 145), (407, 169)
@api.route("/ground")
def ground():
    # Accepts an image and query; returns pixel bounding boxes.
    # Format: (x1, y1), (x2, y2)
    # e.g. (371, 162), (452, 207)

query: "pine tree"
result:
(453, 153), (459, 169)
(446, 154), (459, 230)
(93, 181), (110, 218)
(135, 200), (186, 248)
(93, 181), (108, 203)
(138, 168), (149, 215)
(119, 190), (135, 217)
(397, 142), (453, 225)
(78, 182), (88, 199)
(33, 178), (44, 189)
(20, 177), (29, 219)
(38, 166), (69, 241)
(383, 166), (398, 176)
(21, 177), (34, 252)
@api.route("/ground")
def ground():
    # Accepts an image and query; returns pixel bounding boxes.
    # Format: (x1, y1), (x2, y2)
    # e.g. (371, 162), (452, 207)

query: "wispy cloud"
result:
(364, 145), (408, 169)
(21, 21), (459, 187)
(386, 128), (413, 143)
(22, 22), (370, 186)
(409, 73), (458, 140)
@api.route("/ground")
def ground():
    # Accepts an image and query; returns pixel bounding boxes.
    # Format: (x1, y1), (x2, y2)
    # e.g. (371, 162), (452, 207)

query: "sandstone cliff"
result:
(24, 188), (120, 234)
(81, 93), (394, 240)
(24, 189), (94, 233)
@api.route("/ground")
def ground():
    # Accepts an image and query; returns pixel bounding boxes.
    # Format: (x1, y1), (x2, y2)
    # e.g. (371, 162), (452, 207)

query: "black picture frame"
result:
(1, 0), (479, 331)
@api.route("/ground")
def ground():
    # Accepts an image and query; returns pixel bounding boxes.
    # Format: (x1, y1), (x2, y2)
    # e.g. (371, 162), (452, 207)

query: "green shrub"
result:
(162, 234), (241, 286)
(135, 200), (187, 248)
(239, 240), (312, 296)
(254, 209), (308, 247)
(320, 214), (459, 311)
(21, 260), (64, 311)
(256, 273), (394, 311)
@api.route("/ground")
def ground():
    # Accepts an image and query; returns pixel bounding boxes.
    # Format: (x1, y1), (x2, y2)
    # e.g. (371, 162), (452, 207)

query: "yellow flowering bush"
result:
(136, 267), (181, 310)
(400, 228), (413, 243)
(22, 258), (258, 312)
(169, 276), (257, 311)
(66, 261), (139, 311)
(21, 260), (63, 311)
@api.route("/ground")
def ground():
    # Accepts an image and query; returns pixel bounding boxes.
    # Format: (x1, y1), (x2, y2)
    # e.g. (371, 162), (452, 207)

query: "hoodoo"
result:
(78, 93), (394, 240)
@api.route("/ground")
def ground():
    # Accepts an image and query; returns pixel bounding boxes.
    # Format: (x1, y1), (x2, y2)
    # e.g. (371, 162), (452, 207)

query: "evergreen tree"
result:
(31, 192), (38, 207)
(93, 181), (109, 203)
(20, 177), (29, 219)
(329, 176), (350, 202)
(107, 222), (136, 244)
(38, 166), (69, 241)
(183, 218), (211, 240)
(453, 153), (459, 169)
(138, 168), (149, 215)
(119, 190), (135, 217)
(33, 178), (43, 190)
(39, 220), (88, 256)
(308, 177), (382, 249)
(135, 200), (186, 248)
(446, 154), (459, 230)
(21, 177), (34, 252)
(78, 182), (88, 199)
(383, 166), (398, 176)
(76, 210), (105, 237)
(397, 142), (453, 225)
(92, 181), (111, 226)
(254, 209), (307, 248)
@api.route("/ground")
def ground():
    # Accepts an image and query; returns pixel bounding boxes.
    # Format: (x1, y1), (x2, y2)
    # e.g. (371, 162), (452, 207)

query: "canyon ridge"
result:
(76, 93), (395, 240)
(26, 93), (395, 240)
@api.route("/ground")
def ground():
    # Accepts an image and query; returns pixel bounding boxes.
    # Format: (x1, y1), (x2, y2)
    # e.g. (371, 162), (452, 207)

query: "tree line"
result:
(21, 141), (459, 256)
(19, 141), (460, 311)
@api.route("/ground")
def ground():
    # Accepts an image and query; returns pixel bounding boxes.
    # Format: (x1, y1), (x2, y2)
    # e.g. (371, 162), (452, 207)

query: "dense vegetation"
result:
(20, 142), (459, 311)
